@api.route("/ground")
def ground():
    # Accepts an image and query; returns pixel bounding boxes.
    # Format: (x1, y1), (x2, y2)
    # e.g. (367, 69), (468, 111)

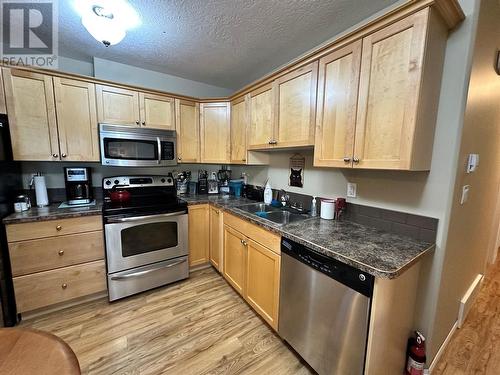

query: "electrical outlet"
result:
(347, 183), (357, 198)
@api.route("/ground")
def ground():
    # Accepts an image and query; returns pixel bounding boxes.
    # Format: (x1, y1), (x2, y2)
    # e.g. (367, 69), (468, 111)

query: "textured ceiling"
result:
(58, 0), (400, 90)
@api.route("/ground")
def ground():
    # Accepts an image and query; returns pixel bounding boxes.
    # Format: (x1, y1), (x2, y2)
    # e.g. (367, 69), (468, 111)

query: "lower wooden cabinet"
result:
(245, 239), (280, 330)
(223, 213), (281, 330)
(13, 260), (106, 313)
(188, 204), (210, 267)
(223, 225), (247, 295)
(209, 206), (223, 271)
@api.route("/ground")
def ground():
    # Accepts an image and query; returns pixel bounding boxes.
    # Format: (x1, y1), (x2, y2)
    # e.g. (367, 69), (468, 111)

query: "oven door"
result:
(105, 211), (188, 274)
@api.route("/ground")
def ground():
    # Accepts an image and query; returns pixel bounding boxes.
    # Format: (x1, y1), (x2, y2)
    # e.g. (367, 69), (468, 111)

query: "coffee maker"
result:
(64, 167), (93, 205)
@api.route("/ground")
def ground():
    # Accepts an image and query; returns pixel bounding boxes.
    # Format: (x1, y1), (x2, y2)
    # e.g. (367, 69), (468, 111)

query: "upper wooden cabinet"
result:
(314, 41), (362, 168)
(2, 68), (59, 161)
(96, 84), (175, 130)
(53, 77), (99, 161)
(314, 8), (446, 170)
(200, 102), (230, 164)
(274, 61), (318, 148)
(139, 92), (175, 130)
(230, 96), (248, 164)
(96, 85), (139, 126)
(248, 84), (274, 150)
(175, 99), (200, 163)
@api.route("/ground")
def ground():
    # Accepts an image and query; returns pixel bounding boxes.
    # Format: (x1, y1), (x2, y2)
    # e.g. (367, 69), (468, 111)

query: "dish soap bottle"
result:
(264, 180), (273, 205)
(311, 196), (317, 217)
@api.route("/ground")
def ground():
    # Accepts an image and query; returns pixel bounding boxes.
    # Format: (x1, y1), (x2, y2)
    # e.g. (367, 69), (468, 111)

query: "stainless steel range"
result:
(102, 175), (188, 301)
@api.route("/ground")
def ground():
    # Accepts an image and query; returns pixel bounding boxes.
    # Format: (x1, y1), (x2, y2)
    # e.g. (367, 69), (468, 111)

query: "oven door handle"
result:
(107, 211), (186, 223)
(157, 137), (162, 164)
(110, 258), (187, 280)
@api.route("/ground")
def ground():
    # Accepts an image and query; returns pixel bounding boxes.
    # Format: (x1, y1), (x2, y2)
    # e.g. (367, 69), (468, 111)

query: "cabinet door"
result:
(245, 239), (280, 330)
(200, 102), (230, 163)
(223, 225), (247, 295)
(2, 68), (59, 161)
(139, 92), (175, 130)
(274, 61), (318, 147)
(314, 41), (362, 168)
(188, 204), (210, 267)
(96, 84), (140, 125)
(0, 69), (6, 114)
(354, 10), (428, 169)
(209, 206), (223, 271)
(230, 96), (248, 164)
(248, 84), (274, 149)
(175, 99), (200, 163)
(53, 77), (99, 161)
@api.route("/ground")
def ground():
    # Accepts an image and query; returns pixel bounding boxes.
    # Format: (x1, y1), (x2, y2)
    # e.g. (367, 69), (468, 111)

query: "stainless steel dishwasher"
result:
(279, 238), (374, 375)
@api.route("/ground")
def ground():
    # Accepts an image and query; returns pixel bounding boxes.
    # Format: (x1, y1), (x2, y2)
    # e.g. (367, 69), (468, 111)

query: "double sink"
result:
(236, 202), (310, 225)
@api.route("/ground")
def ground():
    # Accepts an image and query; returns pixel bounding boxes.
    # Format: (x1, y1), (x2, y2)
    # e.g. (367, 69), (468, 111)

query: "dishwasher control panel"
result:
(281, 238), (374, 297)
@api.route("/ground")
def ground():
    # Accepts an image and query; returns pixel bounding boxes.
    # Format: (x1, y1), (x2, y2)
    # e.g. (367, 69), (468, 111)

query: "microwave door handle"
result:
(157, 137), (161, 164)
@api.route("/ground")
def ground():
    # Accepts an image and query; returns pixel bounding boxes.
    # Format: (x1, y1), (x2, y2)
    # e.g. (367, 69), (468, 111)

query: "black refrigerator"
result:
(0, 114), (22, 326)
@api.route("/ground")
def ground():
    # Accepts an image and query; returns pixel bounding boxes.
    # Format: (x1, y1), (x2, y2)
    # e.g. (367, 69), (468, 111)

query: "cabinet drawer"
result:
(13, 260), (106, 313)
(9, 231), (104, 276)
(224, 212), (280, 254)
(6, 215), (102, 242)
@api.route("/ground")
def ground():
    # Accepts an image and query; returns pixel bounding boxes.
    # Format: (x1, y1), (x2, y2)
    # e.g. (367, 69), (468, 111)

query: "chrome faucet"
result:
(280, 189), (290, 207)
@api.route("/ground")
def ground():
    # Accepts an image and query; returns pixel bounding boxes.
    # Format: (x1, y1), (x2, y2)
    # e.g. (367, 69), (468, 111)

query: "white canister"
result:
(320, 199), (335, 220)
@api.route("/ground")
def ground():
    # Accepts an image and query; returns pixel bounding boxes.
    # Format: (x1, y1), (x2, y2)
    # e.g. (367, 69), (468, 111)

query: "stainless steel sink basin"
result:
(237, 203), (281, 213)
(261, 210), (310, 225)
(236, 203), (310, 225)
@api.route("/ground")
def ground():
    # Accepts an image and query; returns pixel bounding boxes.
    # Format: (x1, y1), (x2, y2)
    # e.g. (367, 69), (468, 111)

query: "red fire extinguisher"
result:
(406, 331), (426, 375)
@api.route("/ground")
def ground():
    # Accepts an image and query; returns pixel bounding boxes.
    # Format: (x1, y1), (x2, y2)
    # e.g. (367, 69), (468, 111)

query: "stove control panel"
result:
(103, 175), (174, 189)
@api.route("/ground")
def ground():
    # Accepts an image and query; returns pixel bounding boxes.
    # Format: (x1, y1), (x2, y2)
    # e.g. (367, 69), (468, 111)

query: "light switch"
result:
(347, 183), (357, 198)
(460, 185), (470, 205)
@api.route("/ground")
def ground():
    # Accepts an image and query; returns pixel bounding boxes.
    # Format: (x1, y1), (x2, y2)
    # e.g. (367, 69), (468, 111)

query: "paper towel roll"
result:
(34, 175), (49, 207)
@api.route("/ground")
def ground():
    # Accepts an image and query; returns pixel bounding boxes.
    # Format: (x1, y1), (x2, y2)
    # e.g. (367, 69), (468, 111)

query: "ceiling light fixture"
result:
(73, 0), (141, 47)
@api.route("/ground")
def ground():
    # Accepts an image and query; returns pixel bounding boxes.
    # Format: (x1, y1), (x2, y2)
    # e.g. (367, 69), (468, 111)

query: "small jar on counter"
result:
(14, 195), (31, 213)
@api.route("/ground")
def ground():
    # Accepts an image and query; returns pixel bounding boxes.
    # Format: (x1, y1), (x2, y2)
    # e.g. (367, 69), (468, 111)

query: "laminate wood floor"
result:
(434, 257), (500, 375)
(20, 267), (313, 375)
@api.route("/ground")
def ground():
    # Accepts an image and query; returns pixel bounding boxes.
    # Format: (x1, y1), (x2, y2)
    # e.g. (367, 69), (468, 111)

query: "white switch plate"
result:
(347, 183), (357, 198)
(466, 154), (479, 173)
(460, 185), (470, 205)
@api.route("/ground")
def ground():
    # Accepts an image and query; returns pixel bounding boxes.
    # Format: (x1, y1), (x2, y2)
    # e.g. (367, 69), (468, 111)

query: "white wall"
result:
(93, 58), (233, 98)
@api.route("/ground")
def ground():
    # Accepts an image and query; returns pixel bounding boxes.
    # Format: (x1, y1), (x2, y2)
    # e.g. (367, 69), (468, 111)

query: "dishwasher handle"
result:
(281, 238), (374, 298)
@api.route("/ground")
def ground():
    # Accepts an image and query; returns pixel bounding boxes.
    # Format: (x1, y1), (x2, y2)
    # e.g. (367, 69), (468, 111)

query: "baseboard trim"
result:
(424, 320), (458, 374)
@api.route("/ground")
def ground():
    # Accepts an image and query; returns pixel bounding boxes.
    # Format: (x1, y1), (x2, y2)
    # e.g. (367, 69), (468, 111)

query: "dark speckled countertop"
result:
(184, 195), (434, 279)
(2, 194), (434, 278)
(2, 201), (103, 224)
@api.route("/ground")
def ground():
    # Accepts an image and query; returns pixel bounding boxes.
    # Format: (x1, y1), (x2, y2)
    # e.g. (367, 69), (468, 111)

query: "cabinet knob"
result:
(58, 250), (64, 256)
(343, 157), (351, 163)
(241, 159), (246, 162)
(61, 283), (68, 289)
(56, 225), (62, 231)
(135, 121), (140, 125)
(52, 153), (58, 158)
(241, 240), (248, 246)
(178, 157), (182, 161)
(353, 157), (360, 164)
(61, 153), (67, 158)
(141, 121), (145, 126)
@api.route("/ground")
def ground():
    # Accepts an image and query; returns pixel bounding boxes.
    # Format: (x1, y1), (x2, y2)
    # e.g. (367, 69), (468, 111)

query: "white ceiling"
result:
(58, 0), (401, 90)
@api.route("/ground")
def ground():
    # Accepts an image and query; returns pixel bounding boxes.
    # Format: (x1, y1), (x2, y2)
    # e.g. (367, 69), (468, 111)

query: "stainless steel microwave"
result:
(99, 124), (177, 167)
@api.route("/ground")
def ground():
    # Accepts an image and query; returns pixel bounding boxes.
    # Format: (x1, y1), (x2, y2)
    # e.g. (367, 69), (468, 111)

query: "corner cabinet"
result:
(314, 8), (447, 170)
(175, 99), (200, 163)
(248, 83), (275, 149)
(230, 96), (248, 164)
(96, 84), (175, 130)
(200, 102), (230, 163)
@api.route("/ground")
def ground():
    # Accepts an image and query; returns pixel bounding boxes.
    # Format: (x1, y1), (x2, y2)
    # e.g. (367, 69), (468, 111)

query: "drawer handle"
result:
(56, 225), (62, 231)
(58, 250), (64, 256)
(61, 283), (68, 289)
